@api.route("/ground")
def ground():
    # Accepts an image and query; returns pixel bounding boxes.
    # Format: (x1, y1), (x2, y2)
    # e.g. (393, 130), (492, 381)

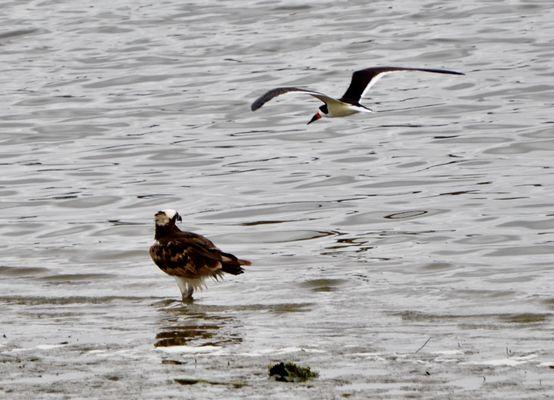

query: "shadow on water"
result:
(395, 310), (551, 328)
(299, 278), (347, 293)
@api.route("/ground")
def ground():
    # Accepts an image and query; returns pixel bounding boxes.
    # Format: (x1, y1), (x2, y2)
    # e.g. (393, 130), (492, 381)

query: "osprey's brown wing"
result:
(149, 231), (250, 279)
(250, 87), (337, 111)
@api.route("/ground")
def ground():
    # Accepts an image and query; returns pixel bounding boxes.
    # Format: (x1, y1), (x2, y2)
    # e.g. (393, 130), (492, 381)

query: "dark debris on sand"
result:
(268, 361), (318, 383)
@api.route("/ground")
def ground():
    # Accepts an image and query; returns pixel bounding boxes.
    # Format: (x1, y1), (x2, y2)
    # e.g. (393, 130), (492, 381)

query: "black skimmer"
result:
(251, 66), (464, 124)
(149, 209), (251, 302)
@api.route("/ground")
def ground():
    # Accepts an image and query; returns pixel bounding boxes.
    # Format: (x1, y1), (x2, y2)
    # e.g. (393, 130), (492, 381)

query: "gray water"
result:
(1, 0), (554, 398)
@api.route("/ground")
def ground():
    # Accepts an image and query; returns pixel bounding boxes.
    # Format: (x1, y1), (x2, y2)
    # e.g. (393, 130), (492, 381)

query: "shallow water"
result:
(1, 0), (554, 398)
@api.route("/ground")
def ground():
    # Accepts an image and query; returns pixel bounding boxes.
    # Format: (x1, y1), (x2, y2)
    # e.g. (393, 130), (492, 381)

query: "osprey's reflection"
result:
(154, 302), (242, 349)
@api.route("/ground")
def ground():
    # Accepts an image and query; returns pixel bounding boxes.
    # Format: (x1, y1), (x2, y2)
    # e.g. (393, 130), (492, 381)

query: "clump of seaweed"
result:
(268, 361), (318, 382)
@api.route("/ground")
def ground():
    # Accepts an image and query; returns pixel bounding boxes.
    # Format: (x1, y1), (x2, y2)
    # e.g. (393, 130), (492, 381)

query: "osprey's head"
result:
(154, 209), (182, 227)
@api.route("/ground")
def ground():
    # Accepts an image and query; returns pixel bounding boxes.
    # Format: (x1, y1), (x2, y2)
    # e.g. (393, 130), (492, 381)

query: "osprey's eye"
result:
(319, 104), (328, 114)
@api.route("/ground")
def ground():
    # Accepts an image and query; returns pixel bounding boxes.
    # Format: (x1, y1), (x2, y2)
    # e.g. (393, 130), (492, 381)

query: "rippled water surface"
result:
(1, 0), (554, 398)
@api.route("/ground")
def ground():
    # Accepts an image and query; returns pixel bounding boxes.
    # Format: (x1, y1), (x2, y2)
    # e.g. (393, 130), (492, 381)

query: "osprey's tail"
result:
(220, 251), (251, 275)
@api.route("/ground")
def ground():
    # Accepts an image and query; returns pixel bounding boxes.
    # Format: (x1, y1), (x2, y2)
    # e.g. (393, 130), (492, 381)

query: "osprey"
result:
(251, 66), (464, 124)
(149, 209), (251, 301)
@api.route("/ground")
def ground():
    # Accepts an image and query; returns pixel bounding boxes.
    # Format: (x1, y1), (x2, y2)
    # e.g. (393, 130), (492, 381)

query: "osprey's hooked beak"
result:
(307, 112), (321, 125)
(176, 213), (182, 222)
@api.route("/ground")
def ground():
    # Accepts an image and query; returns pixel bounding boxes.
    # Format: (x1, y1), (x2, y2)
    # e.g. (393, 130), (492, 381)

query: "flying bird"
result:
(251, 66), (464, 124)
(149, 209), (251, 302)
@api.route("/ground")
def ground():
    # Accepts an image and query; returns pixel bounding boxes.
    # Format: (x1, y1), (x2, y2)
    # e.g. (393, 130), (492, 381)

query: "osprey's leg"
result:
(182, 286), (194, 303)
(174, 277), (194, 303)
